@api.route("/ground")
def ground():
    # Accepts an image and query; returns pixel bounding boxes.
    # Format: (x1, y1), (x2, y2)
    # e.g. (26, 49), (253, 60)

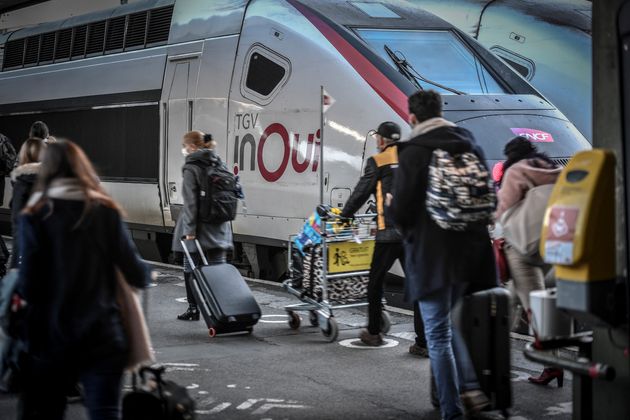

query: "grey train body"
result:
(0, 0), (589, 270)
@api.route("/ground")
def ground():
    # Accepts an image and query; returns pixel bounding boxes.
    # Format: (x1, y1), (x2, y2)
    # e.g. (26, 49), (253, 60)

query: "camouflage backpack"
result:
(425, 149), (496, 231)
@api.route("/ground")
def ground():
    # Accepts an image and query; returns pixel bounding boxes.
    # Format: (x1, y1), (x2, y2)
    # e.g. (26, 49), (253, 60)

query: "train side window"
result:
(241, 44), (290, 105)
(490, 46), (535, 80)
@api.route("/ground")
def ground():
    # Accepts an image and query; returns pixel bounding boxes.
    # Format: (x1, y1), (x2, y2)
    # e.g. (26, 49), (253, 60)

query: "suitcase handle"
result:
(180, 237), (209, 269)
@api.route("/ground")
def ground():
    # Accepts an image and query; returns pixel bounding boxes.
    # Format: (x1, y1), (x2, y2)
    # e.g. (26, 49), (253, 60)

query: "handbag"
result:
(122, 366), (196, 420)
(116, 271), (154, 371)
(492, 238), (510, 284)
(500, 183), (554, 259)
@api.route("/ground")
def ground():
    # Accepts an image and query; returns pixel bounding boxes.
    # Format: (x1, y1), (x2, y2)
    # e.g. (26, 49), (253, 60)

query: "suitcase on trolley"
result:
(454, 287), (512, 414)
(181, 239), (261, 336)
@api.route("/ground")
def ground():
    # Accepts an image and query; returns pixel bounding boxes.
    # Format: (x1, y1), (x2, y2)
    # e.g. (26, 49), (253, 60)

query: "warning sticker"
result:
(544, 206), (579, 265)
(327, 240), (375, 274)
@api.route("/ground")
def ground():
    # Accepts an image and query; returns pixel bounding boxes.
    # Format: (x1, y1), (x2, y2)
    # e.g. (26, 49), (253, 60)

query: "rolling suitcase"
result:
(454, 287), (512, 415)
(181, 239), (261, 336)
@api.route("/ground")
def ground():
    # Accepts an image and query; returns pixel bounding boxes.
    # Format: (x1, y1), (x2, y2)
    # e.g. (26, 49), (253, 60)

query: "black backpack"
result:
(122, 366), (195, 420)
(191, 159), (240, 223)
(0, 134), (17, 176)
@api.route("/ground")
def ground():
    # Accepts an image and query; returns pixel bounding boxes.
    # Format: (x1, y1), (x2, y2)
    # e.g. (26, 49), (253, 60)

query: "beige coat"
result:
(495, 158), (562, 220)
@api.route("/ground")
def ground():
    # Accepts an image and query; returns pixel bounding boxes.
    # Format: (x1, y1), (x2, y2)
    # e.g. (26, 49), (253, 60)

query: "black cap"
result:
(376, 121), (401, 141)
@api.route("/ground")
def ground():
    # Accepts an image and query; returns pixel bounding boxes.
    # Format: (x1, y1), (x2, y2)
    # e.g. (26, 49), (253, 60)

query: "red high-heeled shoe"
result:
(528, 367), (564, 387)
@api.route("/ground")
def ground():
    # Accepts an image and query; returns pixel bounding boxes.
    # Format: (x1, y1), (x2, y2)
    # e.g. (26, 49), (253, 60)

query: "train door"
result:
(162, 56), (200, 211)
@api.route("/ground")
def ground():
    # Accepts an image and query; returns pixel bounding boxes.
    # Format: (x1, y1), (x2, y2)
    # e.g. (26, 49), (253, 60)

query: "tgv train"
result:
(414, 0), (593, 141)
(0, 0), (590, 275)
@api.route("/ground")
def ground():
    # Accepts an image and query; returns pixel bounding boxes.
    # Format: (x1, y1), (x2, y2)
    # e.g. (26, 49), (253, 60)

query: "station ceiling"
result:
(0, 0), (47, 14)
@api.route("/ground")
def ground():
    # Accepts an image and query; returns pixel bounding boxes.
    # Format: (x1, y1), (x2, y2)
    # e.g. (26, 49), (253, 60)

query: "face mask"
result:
(181, 147), (190, 157)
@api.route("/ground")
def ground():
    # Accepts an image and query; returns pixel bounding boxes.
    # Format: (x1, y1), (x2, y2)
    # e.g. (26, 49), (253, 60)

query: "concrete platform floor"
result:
(0, 264), (573, 419)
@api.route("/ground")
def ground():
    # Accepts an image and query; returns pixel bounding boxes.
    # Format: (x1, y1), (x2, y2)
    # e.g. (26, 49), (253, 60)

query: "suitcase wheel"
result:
(208, 327), (217, 338)
(322, 317), (339, 342)
(288, 311), (301, 330)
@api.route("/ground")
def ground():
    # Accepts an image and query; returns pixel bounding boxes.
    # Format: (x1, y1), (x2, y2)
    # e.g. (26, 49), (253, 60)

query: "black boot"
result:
(178, 271), (200, 321)
(177, 305), (200, 321)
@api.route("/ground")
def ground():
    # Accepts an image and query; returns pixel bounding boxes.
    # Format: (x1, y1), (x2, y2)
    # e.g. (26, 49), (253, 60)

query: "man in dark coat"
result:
(340, 122), (427, 354)
(391, 90), (497, 420)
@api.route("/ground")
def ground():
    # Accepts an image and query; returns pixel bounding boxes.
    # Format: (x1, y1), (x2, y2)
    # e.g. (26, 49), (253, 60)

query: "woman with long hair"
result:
(172, 130), (233, 321)
(16, 141), (151, 420)
(496, 136), (563, 387)
(9, 137), (46, 268)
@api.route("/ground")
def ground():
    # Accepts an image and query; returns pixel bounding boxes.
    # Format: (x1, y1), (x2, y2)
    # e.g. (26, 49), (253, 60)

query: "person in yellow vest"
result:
(341, 122), (427, 353)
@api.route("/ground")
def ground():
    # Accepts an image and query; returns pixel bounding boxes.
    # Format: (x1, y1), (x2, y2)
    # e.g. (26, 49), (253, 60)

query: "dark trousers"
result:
(183, 249), (226, 307)
(0, 235), (9, 275)
(367, 242), (426, 345)
(414, 301), (427, 347)
(19, 352), (126, 420)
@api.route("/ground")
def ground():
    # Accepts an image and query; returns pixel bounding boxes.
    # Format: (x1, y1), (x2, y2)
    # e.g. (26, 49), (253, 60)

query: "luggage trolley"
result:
(282, 213), (392, 342)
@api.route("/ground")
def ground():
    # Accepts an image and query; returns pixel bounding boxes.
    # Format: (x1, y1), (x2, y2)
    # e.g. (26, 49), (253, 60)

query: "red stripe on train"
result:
(287, 0), (409, 120)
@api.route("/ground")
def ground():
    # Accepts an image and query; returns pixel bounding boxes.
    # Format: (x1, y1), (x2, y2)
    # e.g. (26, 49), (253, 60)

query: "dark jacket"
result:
(9, 163), (40, 268)
(391, 126), (497, 301)
(171, 149), (233, 253)
(17, 199), (151, 365)
(341, 145), (401, 242)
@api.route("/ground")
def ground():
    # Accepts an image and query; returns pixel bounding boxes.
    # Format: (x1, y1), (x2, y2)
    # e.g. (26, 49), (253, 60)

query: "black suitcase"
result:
(181, 240), (261, 336)
(454, 287), (512, 414)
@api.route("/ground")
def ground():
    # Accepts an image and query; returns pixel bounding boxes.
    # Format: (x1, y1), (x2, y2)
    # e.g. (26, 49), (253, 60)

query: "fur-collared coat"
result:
(10, 163), (40, 267)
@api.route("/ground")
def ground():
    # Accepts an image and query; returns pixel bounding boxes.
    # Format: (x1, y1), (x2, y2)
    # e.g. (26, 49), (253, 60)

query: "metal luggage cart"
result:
(282, 213), (391, 342)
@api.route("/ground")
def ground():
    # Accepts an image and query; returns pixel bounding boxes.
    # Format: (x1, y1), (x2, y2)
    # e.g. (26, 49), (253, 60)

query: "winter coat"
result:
(495, 158), (561, 220)
(9, 163), (40, 268)
(17, 183), (151, 365)
(390, 118), (497, 301)
(341, 145), (401, 242)
(171, 149), (233, 253)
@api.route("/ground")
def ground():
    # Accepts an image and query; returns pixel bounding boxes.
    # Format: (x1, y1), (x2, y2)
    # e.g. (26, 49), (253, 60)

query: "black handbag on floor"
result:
(122, 366), (195, 420)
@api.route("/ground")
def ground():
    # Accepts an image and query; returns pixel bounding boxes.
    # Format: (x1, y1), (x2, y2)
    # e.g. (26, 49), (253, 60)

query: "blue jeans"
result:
(419, 283), (480, 420)
(19, 352), (126, 420)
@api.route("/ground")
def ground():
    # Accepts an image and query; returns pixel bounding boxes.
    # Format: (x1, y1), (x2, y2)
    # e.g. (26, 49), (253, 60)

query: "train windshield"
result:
(356, 29), (506, 95)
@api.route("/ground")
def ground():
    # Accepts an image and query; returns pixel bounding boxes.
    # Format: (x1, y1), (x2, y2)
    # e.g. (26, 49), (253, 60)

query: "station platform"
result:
(0, 264), (574, 419)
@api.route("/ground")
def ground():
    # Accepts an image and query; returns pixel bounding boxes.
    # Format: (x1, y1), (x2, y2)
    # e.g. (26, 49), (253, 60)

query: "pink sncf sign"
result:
(510, 128), (555, 143)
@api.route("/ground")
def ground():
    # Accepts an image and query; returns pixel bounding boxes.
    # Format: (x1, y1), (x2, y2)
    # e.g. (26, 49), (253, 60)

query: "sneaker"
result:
(409, 343), (429, 358)
(177, 306), (200, 321)
(460, 389), (490, 415)
(359, 329), (384, 346)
